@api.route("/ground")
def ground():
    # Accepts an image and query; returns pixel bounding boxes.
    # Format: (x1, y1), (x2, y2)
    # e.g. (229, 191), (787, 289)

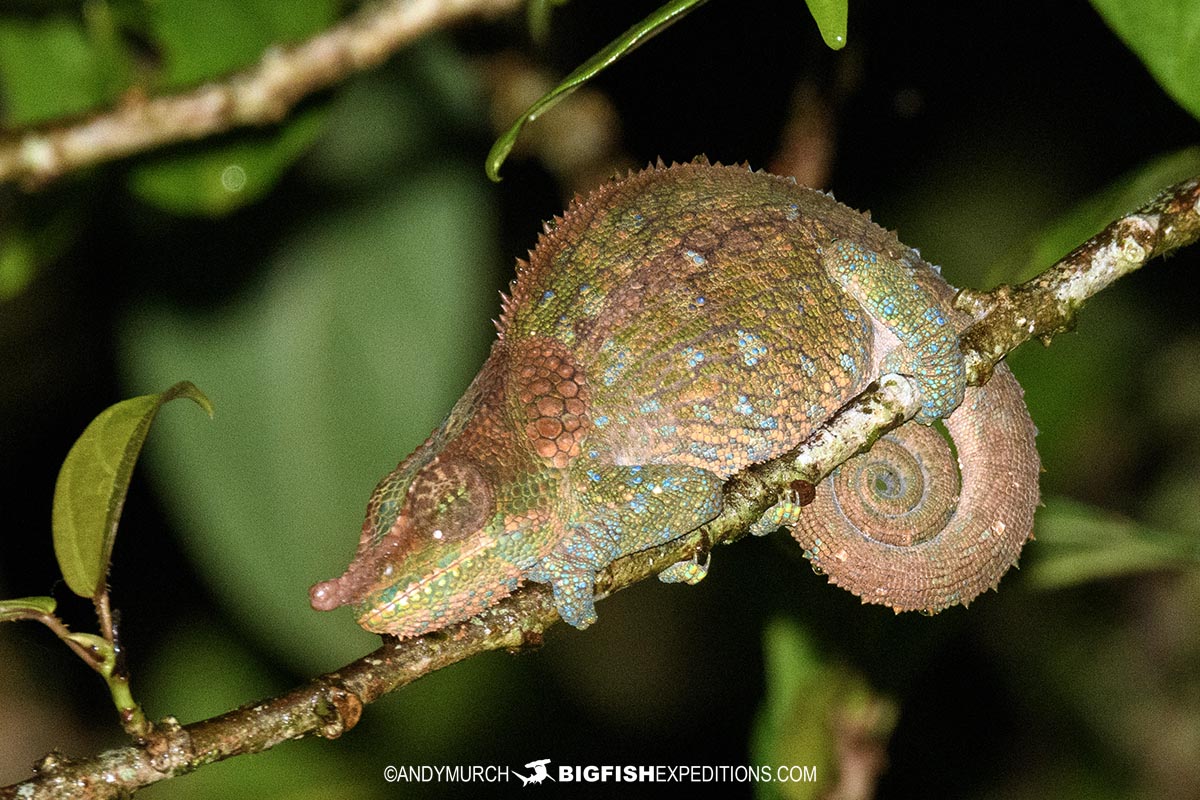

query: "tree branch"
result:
(0, 0), (523, 189)
(957, 176), (1200, 383)
(4, 176), (1198, 799)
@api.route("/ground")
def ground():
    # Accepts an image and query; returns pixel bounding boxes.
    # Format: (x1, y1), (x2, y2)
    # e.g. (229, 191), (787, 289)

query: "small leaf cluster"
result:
(1, 381), (211, 737)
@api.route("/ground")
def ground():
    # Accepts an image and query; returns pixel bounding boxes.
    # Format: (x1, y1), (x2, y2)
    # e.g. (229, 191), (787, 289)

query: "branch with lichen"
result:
(0, 0), (522, 188)
(2, 171), (1196, 799)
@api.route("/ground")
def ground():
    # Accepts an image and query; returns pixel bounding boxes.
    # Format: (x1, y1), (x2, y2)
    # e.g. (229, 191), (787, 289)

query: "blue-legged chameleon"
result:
(309, 161), (1040, 637)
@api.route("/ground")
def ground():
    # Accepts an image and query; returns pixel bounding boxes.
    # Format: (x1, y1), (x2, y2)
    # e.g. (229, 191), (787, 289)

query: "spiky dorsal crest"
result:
(493, 159), (814, 336)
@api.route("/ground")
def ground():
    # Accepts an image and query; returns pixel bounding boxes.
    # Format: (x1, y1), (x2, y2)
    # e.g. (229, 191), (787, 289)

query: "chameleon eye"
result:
(406, 459), (493, 544)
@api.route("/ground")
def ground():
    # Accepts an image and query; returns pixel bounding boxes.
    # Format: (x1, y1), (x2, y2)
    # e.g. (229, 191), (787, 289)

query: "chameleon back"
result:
(502, 162), (891, 478)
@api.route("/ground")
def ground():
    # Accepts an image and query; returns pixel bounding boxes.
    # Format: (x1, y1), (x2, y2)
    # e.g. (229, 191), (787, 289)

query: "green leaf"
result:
(137, 624), (382, 799)
(66, 632), (115, 669)
(0, 596), (58, 623)
(52, 381), (213, 599)
(1090, 0), (1200, 122)
(128, 105), (327, 216)
(129, 0), (337, 215)
(0, 13), (119, 126)
(527, 0), (571, 43)
(803, 0), (848, 49)
(1025, 497), (1200, 589)
(989, 152), (1200, 486)
(80, 0), (140, 101)
(995, 146), (1200, 284)
(120, 164), (498, 670)
(146, 0), (337, 90)
(1, 193), (88, 300)
(751, 620), (896, 800)
(302, 41), (483, 189)
(486, 0), (711, 182)
(0, 227), (37, 300)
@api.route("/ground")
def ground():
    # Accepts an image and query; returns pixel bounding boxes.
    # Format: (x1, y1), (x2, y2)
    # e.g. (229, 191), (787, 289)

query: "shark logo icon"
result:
(515, 759), (554, 786)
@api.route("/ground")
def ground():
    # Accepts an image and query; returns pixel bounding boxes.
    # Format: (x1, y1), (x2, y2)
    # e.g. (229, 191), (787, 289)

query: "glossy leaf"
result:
(803, 0), (848, 49)
(1026, 497), (1200, 589)
(1090, 0), (1200, 122)
(52, 381), (213, 599)
(486, 0), (710, 181)
(0, 596), (58, 623)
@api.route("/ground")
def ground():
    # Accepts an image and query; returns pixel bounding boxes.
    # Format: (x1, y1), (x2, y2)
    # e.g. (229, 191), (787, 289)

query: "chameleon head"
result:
(309, 453), (533, 638)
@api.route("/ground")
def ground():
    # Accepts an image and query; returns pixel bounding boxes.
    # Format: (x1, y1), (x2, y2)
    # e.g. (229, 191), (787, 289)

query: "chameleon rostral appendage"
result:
(310, 161), (1040, 638)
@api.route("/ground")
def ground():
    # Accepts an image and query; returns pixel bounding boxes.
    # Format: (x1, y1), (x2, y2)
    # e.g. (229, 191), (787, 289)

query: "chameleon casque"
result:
(310, 161), (1040, 638)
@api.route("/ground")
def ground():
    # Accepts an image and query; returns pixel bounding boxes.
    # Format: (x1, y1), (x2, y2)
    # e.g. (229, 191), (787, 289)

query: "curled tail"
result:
(790, 364), (1040, 612)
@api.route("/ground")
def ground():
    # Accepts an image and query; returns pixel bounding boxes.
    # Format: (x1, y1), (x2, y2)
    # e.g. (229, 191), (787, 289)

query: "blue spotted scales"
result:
(310, 161), (1040, 637)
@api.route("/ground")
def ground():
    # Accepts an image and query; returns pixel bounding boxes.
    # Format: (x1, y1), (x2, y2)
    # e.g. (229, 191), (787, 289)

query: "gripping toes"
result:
(825, 238), (966, 423)
(881, 339), (964, 423)
(527, 555), (600, 629)
(658, 552), (709, 584)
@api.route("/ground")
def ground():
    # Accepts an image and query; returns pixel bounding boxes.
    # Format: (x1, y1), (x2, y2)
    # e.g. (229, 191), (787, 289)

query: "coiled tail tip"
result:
(791, 364), (1040, 612)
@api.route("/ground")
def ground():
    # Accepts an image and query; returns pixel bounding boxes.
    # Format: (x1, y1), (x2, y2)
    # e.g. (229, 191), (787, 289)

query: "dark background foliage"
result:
(2, 1), (1198, 797)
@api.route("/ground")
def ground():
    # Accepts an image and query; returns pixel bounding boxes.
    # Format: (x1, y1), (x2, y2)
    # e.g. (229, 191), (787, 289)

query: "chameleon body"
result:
(310, 161), (1040, 637)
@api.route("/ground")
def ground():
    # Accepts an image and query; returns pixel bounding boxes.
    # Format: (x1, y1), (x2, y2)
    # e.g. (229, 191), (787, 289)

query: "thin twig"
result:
(3, 176), (1198, 800)
(0, 0), (523, 188)
(21, 613), (105, 672)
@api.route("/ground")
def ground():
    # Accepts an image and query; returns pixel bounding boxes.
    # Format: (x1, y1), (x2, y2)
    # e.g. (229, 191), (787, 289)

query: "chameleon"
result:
(309, 160), (1040, 638)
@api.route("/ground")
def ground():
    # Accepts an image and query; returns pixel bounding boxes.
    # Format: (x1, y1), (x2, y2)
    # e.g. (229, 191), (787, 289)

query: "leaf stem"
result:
(485, 0), (710, 181)
(27, 612), (105, 669)
(94, 591), (114, 643)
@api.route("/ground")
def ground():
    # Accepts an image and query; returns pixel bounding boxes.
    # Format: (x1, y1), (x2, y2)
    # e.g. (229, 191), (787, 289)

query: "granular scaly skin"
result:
(309, 161), (1041, 637)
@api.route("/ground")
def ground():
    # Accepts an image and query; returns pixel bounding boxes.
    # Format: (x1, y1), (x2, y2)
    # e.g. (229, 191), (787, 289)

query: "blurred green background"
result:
(2, 1), (1199, 798)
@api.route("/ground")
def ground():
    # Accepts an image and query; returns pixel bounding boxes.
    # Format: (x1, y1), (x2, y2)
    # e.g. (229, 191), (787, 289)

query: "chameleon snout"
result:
(309, 517), (414, 613)
(309, 579), (343, 611)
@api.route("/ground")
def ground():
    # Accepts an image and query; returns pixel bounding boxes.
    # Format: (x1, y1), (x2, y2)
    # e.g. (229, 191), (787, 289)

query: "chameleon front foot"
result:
(526, 558), (600, 629)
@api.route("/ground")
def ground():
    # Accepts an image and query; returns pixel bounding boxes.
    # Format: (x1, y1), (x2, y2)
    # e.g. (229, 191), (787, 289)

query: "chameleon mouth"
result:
(354, 532), (513, 635)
